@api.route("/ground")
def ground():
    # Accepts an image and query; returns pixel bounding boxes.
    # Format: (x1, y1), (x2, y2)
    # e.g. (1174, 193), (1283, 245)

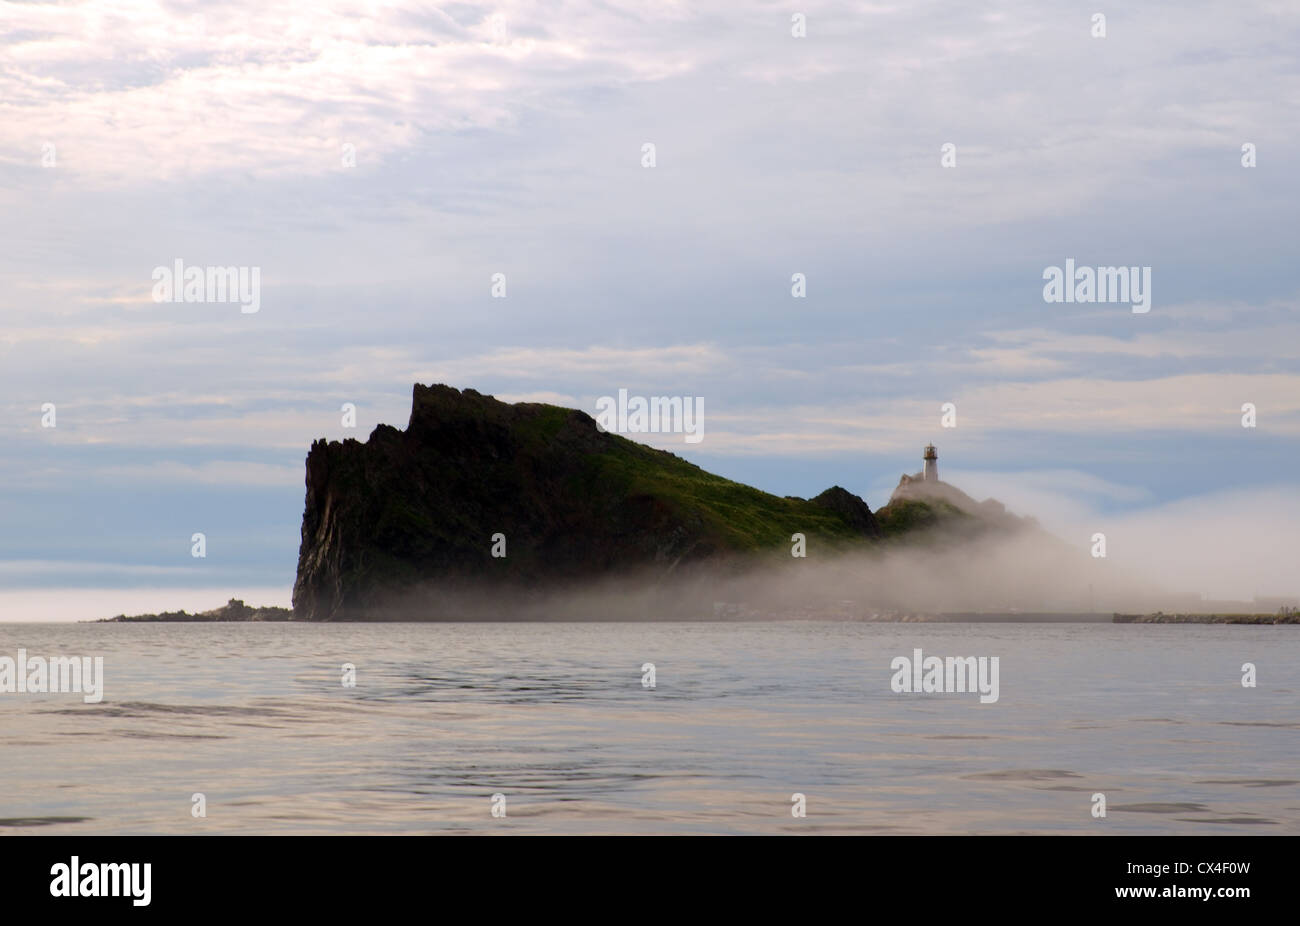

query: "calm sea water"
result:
(1, 621), (1296, 835)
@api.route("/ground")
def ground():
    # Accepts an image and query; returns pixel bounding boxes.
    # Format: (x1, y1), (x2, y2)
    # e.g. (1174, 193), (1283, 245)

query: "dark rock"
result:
(291, 384), (885, 620)
(96, 598), (292, 622)
(810, 486), (883, 539)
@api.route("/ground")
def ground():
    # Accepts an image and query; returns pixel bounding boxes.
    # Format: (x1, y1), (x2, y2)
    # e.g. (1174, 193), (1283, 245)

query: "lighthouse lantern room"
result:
(922, 444), (938, 482)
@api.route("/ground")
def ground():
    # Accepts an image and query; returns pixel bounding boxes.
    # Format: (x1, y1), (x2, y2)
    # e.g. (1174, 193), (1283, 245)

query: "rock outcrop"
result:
(810, 486), (884, 539)
(875, 473), (1033, 540)
(98, 599), (292, 622)
(292, 384), (883, 620)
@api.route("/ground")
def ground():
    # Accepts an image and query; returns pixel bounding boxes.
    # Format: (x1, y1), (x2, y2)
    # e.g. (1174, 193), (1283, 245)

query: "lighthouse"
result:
(922, 443), (938, 482)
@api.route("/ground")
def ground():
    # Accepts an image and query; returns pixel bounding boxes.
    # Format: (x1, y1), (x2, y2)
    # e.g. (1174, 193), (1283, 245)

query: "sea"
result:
(1, 621), (1296, 835)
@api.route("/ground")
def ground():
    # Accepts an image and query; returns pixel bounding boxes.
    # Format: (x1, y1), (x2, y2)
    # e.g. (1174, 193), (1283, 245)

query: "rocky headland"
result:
(102, 384), (1209, 623)
(98, 599), (292, 623)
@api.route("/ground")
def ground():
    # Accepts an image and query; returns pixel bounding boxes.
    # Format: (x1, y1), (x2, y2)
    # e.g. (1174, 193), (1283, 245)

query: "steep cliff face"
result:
(292, 384), (882, 620)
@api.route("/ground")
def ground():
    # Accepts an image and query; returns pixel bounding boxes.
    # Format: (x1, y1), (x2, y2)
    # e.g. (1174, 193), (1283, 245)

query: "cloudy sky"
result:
(2, 0), (1298, 619)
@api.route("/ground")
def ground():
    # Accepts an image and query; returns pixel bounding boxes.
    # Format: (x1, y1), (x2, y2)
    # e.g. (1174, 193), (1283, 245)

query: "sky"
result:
(1, 0), (1298, 619)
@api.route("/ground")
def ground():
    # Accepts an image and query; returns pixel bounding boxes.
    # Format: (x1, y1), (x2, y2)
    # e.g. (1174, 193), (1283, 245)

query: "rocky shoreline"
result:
(1113, 612), (1299, 624)
(92, 603), (1300, 624)
(96, 599), (293, 623)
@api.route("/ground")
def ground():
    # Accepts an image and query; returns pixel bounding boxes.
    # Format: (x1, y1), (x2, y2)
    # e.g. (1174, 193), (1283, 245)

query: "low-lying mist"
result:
(359, 525), (1218, 621)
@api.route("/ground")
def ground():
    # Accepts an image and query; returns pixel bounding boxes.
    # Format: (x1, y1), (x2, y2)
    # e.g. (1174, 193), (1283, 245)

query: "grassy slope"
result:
(583, 434), (872, 552)
(501, 399), (872, 550)
(874, 497), (970, 539)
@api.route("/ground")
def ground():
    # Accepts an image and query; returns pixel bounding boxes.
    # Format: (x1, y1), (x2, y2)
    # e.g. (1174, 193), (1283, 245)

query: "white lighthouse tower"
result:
(922, 443), (938, 482)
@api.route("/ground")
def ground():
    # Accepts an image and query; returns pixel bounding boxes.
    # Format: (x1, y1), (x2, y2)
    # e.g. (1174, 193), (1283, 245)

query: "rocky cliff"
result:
(292, 384), (883, 620)
(875, 473), (1034, 541)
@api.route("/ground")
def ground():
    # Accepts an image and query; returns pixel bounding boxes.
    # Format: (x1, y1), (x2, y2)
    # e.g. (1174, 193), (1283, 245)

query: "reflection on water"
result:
(0, 621), (1296, 834)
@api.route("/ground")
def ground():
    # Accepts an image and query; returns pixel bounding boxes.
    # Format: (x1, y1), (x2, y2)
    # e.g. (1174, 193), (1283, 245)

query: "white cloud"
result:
(0, 0), (699, 185)
(955, 373), (1300, 434)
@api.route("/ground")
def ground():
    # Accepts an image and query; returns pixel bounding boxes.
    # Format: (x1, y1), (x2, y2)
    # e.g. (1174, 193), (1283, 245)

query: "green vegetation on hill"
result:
(583, 441), (873, 553)
(874, 498), (970, 539)
(293, 385), (887, 619)
(292, 385), (1036, 619)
